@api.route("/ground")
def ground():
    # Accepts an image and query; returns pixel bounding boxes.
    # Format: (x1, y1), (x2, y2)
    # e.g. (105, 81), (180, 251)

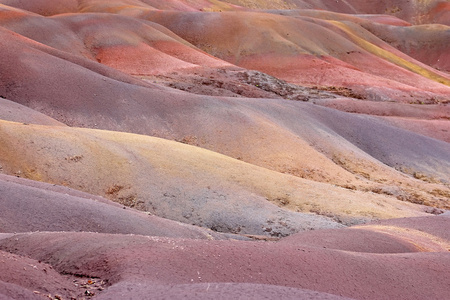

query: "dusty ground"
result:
(1, 214), (449, 300)
(0, 0), (449, 299)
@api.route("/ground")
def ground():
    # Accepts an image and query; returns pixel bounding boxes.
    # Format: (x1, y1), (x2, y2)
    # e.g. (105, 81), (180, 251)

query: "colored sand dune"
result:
(0, 0), (449, 299)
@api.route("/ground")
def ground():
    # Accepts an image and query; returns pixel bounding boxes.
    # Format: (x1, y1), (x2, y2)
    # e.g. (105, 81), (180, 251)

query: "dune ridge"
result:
(0, 0), (448, 299)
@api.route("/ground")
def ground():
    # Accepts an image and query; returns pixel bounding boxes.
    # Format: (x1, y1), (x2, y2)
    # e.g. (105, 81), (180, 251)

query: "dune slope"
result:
(0, 215), (449, 300)
(0, 1), (448, 299)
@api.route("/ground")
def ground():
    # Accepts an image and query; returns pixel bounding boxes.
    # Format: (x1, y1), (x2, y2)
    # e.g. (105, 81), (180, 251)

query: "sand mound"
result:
(2, 120), (441, 232)
(361, 22), (450, 73)
(95, 282), (353, 300)
(0, 250), (79, 299)
(225, 0), (450, 25)
(4, 1), (449, 102)
(281, 214), (450, 253)
(0, 25), (448, 210)
(0, 98), (64, 126)
(367, 213), (450, 241)
(140, 10), (450, 101)
(0, 174), (236, 239)
(0, 1), (449, 298)
(0, 223), (448, 299)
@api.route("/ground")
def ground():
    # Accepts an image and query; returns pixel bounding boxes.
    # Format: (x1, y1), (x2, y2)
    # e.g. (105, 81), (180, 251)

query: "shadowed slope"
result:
(429, 2), (450, 25)
(0, 98), (64, 126)
(5, 0), (447, 25)
(59, 1), (450, 99)
(379, 117), (450, 143)
(139, 10), (450, 102)
(3, 2), (447, 134)
(361, 21), (450, 72)
(0, 25), (448, 210)
(225, 0), (450, 25)
(315, 98), (450, 142)
(0, 0), (79, 16)
(0, 6), (235, 75)
(263, 8), (413, 26)
(12, 0), (447, 103)
(0, 250), (79, 300)
(0, 2), (449, 299)
(0, 218), (448, 300)
(300, 102), (450, 184)
(55, 12), (234, 74)
(95, 283), (353, 300)
(281, 214), (450, 253)
(2, 3), (448, 145)
(0, 174), (237, 239)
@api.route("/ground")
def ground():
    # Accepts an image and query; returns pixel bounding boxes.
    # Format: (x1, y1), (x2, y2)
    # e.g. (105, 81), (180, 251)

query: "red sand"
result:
(0, 216), (449, 300)
(0, 1), (449, 299)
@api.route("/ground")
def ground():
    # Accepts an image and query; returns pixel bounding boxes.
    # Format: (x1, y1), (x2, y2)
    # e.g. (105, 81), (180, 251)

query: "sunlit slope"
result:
(0, 6), (235, 75)
(139, 10), (450, 102)
(2, 1), (449, 104)
(0, 120), (435, 234)
(0, 25), (449, 210)
(0, 2), (448, 298)
(361, 21), (450, 72)
(1, 2), (447, 148)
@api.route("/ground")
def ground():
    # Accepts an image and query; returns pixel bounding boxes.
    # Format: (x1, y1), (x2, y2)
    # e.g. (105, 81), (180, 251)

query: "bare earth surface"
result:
(0, 0), (449, 299)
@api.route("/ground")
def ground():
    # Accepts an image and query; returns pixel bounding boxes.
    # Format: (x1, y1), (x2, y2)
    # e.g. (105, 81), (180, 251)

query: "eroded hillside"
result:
(0, 1), (449, 299)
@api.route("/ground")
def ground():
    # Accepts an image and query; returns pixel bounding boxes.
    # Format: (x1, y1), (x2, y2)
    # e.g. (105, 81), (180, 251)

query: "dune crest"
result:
(0, 0), (448, 299)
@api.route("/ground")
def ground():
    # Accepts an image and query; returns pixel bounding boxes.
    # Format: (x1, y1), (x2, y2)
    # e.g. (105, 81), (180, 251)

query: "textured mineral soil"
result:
(0, 0), (449, 299)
